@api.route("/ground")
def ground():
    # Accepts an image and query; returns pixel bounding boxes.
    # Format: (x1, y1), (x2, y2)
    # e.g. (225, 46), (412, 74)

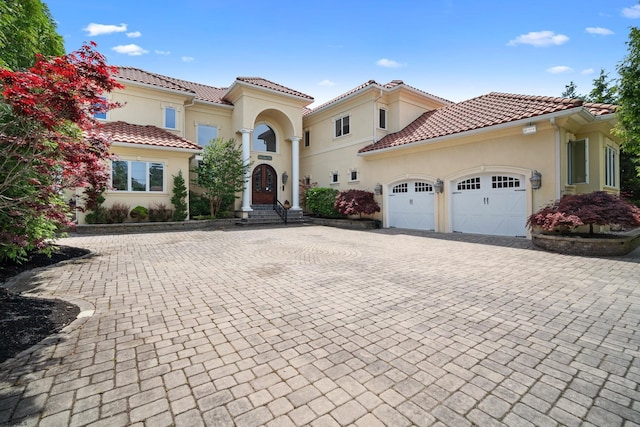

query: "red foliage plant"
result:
(0, 42), (122, 259)
(334, 189), (381, 218)
(527, 191), (640, 234)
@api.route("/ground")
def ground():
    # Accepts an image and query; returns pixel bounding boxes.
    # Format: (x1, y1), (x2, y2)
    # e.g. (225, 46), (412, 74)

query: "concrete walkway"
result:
(1, 225), (639, 426)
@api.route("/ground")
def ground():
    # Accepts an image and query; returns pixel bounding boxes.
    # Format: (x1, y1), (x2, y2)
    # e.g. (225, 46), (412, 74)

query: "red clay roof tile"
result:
(359, 92), (617, 154)
(235, 77), (314, 100)
(102, 121), (201, 151)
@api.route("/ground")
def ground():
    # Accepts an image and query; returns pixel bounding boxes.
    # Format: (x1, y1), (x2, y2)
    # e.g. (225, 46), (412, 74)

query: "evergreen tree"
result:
(561, 81), (581, 99)
(586, 69), (617, 104)
(171, 171), (188, 221)
(616, 26), (640, 158)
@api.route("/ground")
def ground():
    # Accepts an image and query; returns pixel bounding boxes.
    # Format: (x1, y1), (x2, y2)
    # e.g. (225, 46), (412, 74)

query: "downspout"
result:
(373, 88), (383, 143)
(550, 117), (561, 199)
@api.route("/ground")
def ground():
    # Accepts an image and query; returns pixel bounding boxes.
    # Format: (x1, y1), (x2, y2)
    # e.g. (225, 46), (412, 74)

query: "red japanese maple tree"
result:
(0, 42), (121, 261)
(527, 191), (640, 234)
(334, 189), (381, 218)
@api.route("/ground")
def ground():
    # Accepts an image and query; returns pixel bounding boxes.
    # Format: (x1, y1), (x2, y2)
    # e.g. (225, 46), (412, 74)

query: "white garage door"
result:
(388, 181), (435, 230)
(452, 174), (527, 237)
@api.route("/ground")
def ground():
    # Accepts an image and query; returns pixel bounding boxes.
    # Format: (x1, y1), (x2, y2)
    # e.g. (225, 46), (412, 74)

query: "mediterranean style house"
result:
(82, 66), (619, 238)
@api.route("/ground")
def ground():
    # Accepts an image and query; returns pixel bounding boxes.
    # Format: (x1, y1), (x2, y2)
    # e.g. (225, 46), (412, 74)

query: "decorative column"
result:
(291, 136), (301, 210)
(240, 128), (253, 212)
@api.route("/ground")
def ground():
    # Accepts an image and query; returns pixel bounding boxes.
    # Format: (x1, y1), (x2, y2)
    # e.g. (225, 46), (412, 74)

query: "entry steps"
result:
(235, 204), (305, 226)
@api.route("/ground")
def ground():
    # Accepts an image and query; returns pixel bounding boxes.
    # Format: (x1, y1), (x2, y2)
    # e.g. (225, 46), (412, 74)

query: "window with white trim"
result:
(335, 115), (350, 137)
(415, 182), (433, 192)
(457, 177), (480, 190)
(392, 183), (408, 193)
(379, 108), (387, 130)
(349, 169), (358, 182)
(197, 124), (218, 147)
(94, 96), (107, 120)
(111, 160), (165, 192)
(253, 123), (277, 152)
(492, 176), (521, 189)
(164, 107), (177, 130)
(330, 171), (339, 184)
(605, 145), (617, 187)
(568, 139), (588, 184)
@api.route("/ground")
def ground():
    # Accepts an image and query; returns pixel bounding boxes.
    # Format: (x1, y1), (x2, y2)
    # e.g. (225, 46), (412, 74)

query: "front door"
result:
(252, 164), (277, 205)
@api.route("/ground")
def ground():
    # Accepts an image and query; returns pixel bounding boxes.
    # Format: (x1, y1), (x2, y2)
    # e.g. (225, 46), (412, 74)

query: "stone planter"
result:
(532, 231), (640, 257)
(308, 217), (381, 230)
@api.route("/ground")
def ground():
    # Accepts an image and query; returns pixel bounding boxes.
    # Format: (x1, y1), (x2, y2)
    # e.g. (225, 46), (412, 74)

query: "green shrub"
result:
(149, 203), (173, 222)
(106, 203), (129, 223)
(130, 205), (148, 222)
(305, 187), (341, 218)
(189, 191), (210, 218)
(85, 206), (109, 224)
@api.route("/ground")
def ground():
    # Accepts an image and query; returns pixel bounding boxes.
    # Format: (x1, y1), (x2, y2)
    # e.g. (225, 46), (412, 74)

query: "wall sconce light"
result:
(530, 170), (542, 190)
(434, 178), (444, 193)
(282, 171), (288, 185)
(374, 183), (383, 195)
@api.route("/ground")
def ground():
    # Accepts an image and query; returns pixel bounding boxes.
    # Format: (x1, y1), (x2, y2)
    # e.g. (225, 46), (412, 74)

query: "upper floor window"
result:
(253, 124), (276, 152)
(164, 107), (177, 130)
(304, 130), (310, 147)
(568, 139), (588, 185)
(111, 160), (165, 192)
(197, 124), (218, 147)
(605, 145), (617, 187)
(379, 108), (387, 129)
(94, 97), (107, 120)
(335, 115), (350, 138)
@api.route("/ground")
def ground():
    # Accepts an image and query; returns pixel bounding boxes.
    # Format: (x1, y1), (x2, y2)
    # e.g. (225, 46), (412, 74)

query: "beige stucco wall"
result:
(76, 144), (195, 224)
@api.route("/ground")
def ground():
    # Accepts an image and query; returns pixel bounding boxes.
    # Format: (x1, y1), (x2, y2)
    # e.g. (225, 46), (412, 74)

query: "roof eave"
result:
(224, 80), (314, 104)
(359, 106), (606, 157)
(306, 83), (380, 117)
(111, 141), (202, 154)
(117, 78), (196, 98)
(193, 99), (234, 109)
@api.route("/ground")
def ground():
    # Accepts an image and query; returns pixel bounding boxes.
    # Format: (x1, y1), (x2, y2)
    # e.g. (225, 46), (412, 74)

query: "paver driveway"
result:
(1, 225), (640, 426)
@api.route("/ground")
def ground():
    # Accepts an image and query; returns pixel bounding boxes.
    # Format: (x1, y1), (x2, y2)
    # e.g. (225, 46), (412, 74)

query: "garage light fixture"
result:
(434, 179), (444, 193)
(374, 183), (383, 195)
(530, 170), (542, 190)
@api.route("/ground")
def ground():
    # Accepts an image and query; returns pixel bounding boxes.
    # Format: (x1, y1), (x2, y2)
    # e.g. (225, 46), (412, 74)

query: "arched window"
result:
(252, 124), (276, 152)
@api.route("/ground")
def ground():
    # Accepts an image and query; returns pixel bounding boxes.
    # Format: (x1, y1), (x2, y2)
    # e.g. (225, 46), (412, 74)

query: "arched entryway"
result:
(252, 164), (277, 205)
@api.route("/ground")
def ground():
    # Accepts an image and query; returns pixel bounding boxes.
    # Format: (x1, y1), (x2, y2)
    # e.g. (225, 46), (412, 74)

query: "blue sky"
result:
(47, 0), (640, 107)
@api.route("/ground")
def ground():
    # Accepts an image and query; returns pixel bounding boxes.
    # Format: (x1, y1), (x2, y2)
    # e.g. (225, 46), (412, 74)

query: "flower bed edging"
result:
(532, 232), (640, 257)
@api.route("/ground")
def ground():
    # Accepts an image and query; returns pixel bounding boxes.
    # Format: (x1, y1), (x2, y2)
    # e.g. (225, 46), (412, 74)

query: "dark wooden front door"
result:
(252, 164), (277, 205)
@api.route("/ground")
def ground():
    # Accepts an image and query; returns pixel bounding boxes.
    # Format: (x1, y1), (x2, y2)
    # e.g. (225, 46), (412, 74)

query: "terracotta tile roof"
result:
(115, 67), (231, 105)
(101, 121), (201, 151)
(359, 92), (618, 154)
(234, 77), (314, 100)
(306, 80), (452, 115)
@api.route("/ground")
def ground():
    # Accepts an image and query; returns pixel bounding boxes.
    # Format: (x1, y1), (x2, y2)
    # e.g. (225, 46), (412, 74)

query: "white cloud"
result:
(318, 79), (336, 87)
(622, 4), (640, 18)
(581, 68), (595, 75)
(181, 56), (195, 62)
(84, 23), (127, 36)
(546, 65), (573, 74)
(586, 27), (614, 36)
(155, 50), (171, 55)
(111, 44), (148, 56)
(376, 58), (406, 68)
(508, 31), (569, 47)
(126, 31), (142, 38)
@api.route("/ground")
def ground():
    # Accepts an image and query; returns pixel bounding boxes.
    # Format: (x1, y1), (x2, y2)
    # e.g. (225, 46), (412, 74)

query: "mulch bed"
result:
(0, 246), (89, 364)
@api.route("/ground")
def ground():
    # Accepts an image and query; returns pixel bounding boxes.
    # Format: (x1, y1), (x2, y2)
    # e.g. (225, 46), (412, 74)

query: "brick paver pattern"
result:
(1, 226), (639, 426)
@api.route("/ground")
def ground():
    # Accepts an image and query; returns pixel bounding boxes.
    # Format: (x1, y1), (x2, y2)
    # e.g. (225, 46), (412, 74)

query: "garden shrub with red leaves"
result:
(527, 191), (640, 234)
(0, 42), (122, 261)
(335, 189), (380, 218)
